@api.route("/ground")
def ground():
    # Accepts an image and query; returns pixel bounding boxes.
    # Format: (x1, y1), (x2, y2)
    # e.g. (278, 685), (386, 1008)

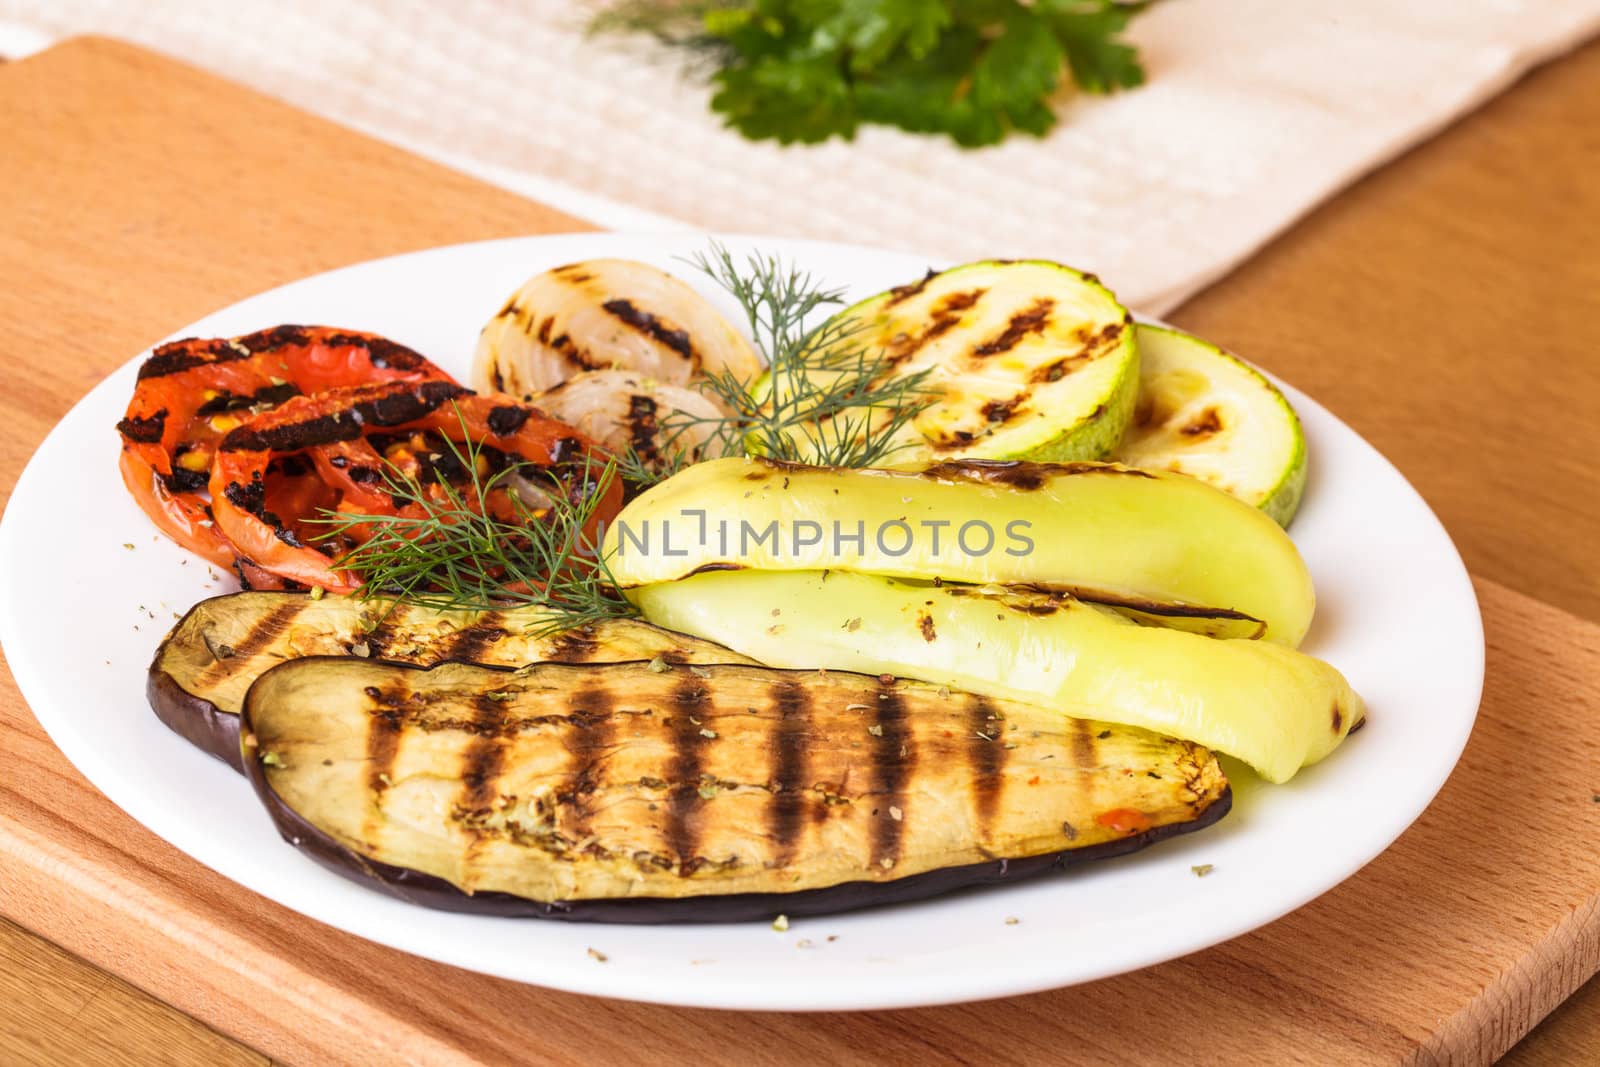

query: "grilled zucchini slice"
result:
(242, 658), (1230, 920)
(150, 592), (750, 769)
(604, 456), (1317, 645)
(762, 260), (1139, 465)
(632, 570), (1363, 783)
(1114, 325), (1307, 527)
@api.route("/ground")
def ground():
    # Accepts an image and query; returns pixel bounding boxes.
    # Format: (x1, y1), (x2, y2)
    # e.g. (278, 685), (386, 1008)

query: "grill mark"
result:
(137, 337), (249, 380)
(626, 394), (661, 467)
(883, 269), (936, 307)
(980, 393), (1029, 423)
(448, 687), (508, 883)
(885, 313), (961, 365)
(196, 383), (302, 417)
(663, 680), (713, 875)
(1180, 407), (1224, 438)
(443, 612), (507, 664)
(116, 408), (167, 443)
(1070, 719), (1100, 802)
(136, 325), (420, 381)
(218, 381), (467, 453)
(870, 679), (915, 870)
(312, 333), (430, 372)
(919, 459), (1154, 490)
(936, 287), (987, 313)
(561, 686), (617, 842)
(550, 332), (611, 372)
(883, 287), (988, 367)
(460, 691), (509, 813)
(1032, 321), (1125, 382)
(919, 459), (1048, 490)
(1029, 355), (1088, 383)
(235, 324), (312, 354)
(548, 435), (585, 466)
(767, 680), (812, 869)
(927, 428), (977, 450)
(1071, 588), (1262, 632)
(223, 475), (266, 517)
(972, 298), (1054, 357)
(361, 605), (411, 659)
(486, 404), (532, 437)
(362, 701), (406, 839)
(542, 625), (602, 663)
(195, 601), (304, 686)
(160, 467), (209, 494)
(601, 299), (696, 363)
(966, 695), (1008, 843)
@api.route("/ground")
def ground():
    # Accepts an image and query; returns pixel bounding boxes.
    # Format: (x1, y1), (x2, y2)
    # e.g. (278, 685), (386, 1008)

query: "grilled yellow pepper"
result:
(603, 456), (1317, 645)
(631, 570), (1362, 782)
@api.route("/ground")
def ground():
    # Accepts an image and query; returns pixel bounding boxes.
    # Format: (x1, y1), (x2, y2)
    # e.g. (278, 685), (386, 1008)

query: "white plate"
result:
(0, 233), (1483, 1011)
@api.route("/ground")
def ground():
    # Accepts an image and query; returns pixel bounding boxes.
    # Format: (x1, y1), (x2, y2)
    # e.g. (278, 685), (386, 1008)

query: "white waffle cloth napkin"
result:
(3, 1), (1597, 312)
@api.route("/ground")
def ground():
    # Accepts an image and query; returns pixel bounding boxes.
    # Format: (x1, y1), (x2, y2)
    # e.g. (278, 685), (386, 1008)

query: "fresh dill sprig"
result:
(640, 242), (937, 476)
(314, 244), (936, 620)
(312, 408), (635, 630)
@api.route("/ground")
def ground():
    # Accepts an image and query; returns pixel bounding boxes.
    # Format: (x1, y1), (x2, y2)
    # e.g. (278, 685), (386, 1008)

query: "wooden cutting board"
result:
(3, 37), (1599, 1066)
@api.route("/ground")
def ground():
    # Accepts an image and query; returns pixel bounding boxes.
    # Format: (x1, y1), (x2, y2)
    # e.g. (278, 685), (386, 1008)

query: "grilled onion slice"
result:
(532, 370), (732, 477)
(472, 259), (760, 399)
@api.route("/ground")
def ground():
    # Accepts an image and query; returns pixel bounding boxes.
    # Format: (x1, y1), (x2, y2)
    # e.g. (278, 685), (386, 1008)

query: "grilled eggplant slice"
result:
(242, 658), (1230, 920)
(150, 592), (750, 770)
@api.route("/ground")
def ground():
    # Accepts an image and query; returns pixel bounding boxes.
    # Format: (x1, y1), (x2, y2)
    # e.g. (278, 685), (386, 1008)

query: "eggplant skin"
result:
(148, 662), (251, 769)
(260, 778), (1231, 923)
(241, 657), (1230, 920)
(149, 592), (752, 771)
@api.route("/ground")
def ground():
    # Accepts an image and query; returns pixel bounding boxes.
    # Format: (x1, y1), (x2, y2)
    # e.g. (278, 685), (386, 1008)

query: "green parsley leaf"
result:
(711, 49), (859, 144)
(590, 0), (1149, 147)
(1041, 0), (1149, 94)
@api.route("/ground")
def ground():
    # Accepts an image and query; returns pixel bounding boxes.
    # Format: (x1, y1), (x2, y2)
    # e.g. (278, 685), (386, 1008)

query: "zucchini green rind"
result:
(762, 260), (1140, 466)
(1114, 325), (1308, 527)
(241, 657), (1230, 920)
(632, 570), (1362, 783)
(149, 591), (750, 770)
(603, 456), (1317, 646)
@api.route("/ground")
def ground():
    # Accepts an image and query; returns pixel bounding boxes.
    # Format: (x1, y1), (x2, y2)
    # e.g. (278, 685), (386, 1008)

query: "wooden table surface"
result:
(2, 35), (1598, 1066)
